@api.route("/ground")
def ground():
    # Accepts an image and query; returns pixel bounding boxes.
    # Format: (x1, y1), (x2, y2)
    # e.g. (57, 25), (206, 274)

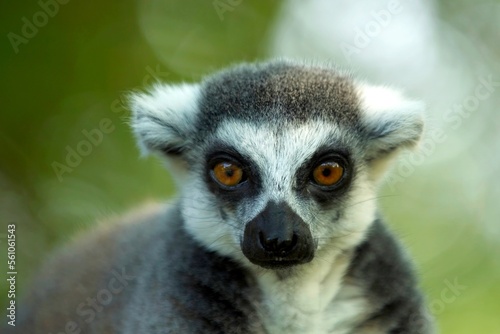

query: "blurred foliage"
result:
(0, 0), (499, 333)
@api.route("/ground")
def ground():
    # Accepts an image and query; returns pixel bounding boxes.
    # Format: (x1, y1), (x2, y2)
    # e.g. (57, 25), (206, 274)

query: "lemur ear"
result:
(129, 83), (201, 157)
(357, 84), (425, 161)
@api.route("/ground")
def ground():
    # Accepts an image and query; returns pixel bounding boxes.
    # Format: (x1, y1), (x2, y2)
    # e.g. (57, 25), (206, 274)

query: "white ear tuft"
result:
(129, 83), (201, 157)
(357, 83), (425, 160)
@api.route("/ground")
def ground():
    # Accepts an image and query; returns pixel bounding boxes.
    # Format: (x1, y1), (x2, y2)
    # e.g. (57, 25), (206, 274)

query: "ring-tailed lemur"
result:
(15, 60), (434, 334)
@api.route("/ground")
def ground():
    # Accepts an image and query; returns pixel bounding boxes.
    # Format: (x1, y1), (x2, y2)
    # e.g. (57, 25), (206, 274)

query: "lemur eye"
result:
(212, 162), (244, 187)
(312, 162), (344, 186)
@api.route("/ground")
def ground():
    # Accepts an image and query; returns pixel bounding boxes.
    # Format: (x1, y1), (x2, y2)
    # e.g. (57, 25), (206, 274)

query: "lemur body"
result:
(15, 60), (434, 333)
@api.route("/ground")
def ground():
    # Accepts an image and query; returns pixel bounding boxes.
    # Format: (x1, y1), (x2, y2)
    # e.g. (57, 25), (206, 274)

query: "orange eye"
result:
(212, 162), (244, 187)
(312, 162), (344, 186)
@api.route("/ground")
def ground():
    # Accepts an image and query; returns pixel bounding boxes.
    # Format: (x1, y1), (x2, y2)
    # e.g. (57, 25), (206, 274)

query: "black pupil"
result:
(225, 167), (234, 177)
(322, 167), (331, 177)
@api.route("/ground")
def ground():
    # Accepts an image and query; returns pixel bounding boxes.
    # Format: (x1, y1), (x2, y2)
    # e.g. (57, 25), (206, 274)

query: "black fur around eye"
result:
(203, 146), (262, 200)
(204, 149), (262, 207)
(295, 149), (354, 204)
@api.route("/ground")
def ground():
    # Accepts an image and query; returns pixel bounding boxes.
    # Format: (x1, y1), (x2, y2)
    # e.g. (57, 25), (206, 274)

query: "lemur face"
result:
(198, 120), (359, 269)
(130, 60), (424, 270)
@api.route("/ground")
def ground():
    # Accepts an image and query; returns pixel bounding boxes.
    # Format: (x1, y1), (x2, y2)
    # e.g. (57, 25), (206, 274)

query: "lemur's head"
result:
(130, 60), (423, 270)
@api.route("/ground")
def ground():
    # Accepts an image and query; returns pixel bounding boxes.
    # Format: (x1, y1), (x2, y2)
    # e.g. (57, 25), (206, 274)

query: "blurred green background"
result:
(1, 0), (499, 333)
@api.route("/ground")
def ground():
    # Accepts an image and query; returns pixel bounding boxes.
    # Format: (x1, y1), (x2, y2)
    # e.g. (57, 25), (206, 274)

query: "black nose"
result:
(241, 201), (315, 269)
(259, 231), (298, 254)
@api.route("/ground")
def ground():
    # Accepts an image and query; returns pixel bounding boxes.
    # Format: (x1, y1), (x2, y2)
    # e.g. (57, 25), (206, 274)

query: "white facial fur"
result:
(181, 119), (377, 268)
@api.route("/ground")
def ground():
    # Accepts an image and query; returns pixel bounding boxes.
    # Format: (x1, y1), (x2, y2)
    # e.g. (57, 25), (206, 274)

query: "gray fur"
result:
(12, 60), (434, 334)
(196, 61), (361, 130)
